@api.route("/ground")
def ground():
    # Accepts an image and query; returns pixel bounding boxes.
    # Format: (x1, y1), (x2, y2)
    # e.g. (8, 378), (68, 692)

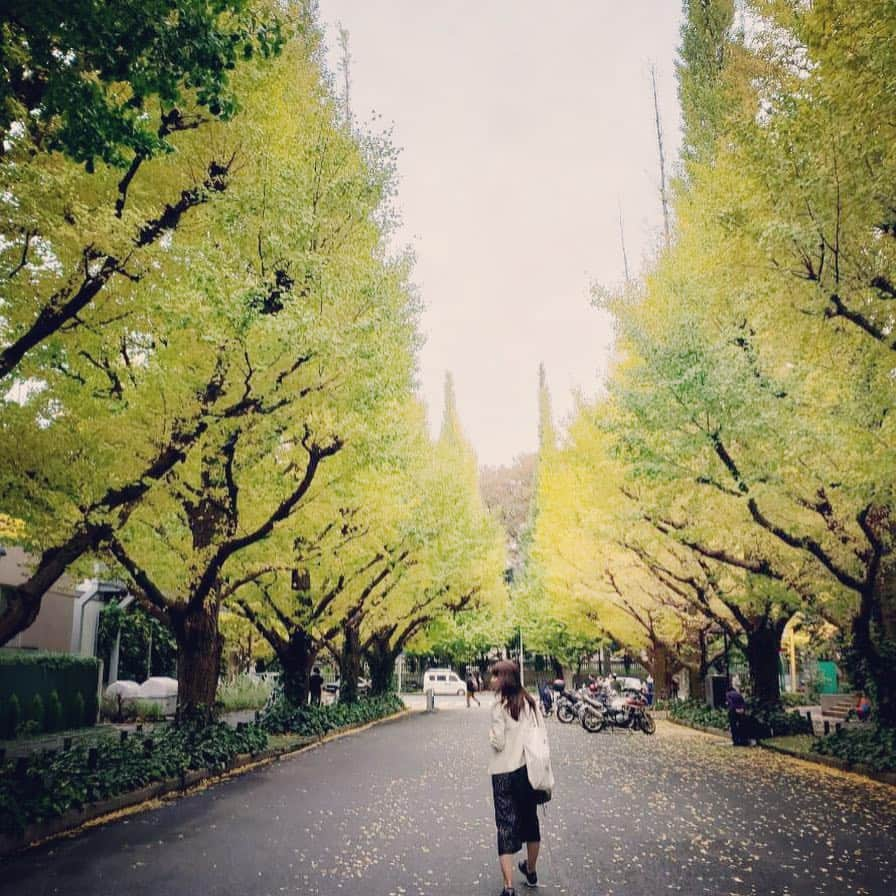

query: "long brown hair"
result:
(491, 659), (536, 721)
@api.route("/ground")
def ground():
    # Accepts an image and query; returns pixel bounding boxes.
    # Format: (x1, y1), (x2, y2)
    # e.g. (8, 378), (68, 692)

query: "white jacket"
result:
(489, 696), (540, 775)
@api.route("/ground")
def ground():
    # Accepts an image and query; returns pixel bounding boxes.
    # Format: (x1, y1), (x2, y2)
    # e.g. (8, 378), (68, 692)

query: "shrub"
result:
(260, 693), (404, 736)
(4, 694), (21, 739)
(812, 725), (896, 772)
(46, 691), (63, 733)
(748, 704), (812, 738)
(669, 699), (729, 730)
(0, 651), (99, 732)
(69, 692), (86, 729)
(216, 675), (272, 712)
(28, 694), (44, 732)
(0, 720), (269, 835)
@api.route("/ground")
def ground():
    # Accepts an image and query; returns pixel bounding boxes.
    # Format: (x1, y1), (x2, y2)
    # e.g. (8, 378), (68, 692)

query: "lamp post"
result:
(519, 627), (525, 688)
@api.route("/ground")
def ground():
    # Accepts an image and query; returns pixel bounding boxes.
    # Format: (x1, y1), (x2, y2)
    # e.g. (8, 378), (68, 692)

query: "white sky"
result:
(320, 1), (683, 466)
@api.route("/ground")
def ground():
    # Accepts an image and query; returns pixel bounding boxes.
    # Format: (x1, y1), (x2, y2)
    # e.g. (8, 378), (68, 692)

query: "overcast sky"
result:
(320, 1), (683, 466)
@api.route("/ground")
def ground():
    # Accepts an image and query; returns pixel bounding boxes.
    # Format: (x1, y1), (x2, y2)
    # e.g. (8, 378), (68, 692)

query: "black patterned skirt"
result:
(491, 764), (541, 855)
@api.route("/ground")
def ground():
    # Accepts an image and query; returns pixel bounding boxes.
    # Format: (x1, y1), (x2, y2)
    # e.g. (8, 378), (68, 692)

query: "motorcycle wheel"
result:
(640, 714), (656, 735)
(557, 703), (576, 724)
(581, 708), (606, 733)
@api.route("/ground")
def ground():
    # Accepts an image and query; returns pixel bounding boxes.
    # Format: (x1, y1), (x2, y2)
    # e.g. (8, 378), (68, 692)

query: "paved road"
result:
(3, 701), (895, 896)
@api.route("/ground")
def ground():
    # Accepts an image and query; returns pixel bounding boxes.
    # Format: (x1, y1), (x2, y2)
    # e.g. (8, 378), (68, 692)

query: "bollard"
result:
(823, 720), (830, 735)
(425, 689), (436, 713)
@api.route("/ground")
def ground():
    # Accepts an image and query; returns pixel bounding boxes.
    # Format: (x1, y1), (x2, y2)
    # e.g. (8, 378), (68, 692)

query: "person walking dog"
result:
(489, 660), (552, 895)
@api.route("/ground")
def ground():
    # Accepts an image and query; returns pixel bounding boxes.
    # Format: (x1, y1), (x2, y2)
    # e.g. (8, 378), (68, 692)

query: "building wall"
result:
(0, 546), (78, 653)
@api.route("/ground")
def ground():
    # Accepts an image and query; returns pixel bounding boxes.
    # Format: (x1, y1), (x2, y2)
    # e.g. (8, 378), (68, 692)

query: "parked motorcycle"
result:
(602, 693), (655, 734)
(580, 692), (607, 733)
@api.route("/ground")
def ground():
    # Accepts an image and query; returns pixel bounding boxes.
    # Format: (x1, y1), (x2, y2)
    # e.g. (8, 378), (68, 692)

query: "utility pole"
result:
(650, 63), (672, 249)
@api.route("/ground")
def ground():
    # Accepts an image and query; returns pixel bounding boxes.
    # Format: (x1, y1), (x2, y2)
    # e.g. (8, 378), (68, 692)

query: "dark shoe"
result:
(500, 889), (516, 896)
(518, 860), (538, 887)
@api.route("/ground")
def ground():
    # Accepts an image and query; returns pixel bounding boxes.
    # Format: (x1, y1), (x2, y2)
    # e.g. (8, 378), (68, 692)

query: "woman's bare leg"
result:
(499, 854), (515, 889)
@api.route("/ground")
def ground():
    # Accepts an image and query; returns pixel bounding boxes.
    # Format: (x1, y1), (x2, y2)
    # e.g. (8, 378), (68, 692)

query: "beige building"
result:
(0, 546), (80, 653)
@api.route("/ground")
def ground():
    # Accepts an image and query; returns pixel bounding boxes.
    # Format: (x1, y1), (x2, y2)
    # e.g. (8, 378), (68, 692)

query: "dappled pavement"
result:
(2, 701), (895, 896)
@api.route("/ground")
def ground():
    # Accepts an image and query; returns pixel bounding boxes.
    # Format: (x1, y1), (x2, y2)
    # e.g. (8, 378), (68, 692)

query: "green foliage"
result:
(45, 690), (63, 733)
(260, 694), (403, 737)
(97, 603), (177, 683)
(1, 652), (99, 736)
(216, 675), (272, 712)
(27, 694), (44, 730)
(3, 693), (20, 739)
(669, 699), (729, 731)
(68, 692), (86, 730)
(812, 726), (896, 773)
(748, 704), (812, 738)
(0, 720), (268, 834)
(0, 0), (286, 168)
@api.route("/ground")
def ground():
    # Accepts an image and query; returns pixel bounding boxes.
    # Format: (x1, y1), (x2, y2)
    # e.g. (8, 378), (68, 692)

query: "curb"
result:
(0, 708), (414, 858)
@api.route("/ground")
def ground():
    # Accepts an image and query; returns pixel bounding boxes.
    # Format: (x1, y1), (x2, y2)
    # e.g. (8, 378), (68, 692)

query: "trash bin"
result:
(425, 689), (436, 712)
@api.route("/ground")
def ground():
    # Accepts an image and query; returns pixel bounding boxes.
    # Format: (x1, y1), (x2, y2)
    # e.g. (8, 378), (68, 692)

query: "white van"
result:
(423, 668), (467, 696)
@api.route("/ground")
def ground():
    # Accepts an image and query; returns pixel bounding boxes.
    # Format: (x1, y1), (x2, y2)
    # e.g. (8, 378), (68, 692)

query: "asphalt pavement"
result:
(2, 698), (895, 896)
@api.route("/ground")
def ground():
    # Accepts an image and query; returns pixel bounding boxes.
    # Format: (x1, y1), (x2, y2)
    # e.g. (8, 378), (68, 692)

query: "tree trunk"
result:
(340, 619), (362, 704)
(745, 619), (785, 708)
(850, 562), (896, 727)
(687, 666), (702, 700)
(366, 633), (396, 696)
(172, 599), (223, 723)
(601, 644), (612, 677)
(278, 629), (316, 705)
(650, 641), (672, 700)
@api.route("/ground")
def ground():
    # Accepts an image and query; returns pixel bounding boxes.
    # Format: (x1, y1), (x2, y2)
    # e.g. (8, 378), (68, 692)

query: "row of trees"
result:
(0, 2), (506, 717)
(525, 0), (896, 724)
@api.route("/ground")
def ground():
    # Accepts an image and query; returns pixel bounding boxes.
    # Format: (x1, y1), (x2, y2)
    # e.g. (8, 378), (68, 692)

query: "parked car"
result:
(422, 668), (467, 696)
(323, 677), (370, 695)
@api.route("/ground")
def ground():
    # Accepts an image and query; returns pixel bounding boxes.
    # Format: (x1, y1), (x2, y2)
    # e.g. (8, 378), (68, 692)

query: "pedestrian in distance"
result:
(466, 669), (481, 707)
(309, 666), (324, 706)
(725, 680), (749, 746)
(489, 659), (545, 895)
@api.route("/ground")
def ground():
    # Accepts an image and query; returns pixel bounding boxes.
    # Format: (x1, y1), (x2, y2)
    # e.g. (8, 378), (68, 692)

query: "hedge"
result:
(0, 651), (100, 737)
(812, 725), (896, 772)
(669, 698), (812, 738)
(260, 693), (404, 737)
(0, 721), (267, 835)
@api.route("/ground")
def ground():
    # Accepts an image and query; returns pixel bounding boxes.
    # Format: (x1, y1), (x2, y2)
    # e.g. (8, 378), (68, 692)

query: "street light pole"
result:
(519, 628), (525, 689)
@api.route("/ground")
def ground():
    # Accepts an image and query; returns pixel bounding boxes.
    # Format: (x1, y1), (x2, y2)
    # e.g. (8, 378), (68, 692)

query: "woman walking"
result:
(489, 659), (543, 895)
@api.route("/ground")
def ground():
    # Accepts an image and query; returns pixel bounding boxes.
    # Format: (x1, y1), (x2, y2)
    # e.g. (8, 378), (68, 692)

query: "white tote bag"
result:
(523, 702), (554, 802)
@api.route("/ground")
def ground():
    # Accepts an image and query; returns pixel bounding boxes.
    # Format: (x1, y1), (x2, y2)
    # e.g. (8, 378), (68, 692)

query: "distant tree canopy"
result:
(526, 0), (896, 722)
(1, 0), (285, 168)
